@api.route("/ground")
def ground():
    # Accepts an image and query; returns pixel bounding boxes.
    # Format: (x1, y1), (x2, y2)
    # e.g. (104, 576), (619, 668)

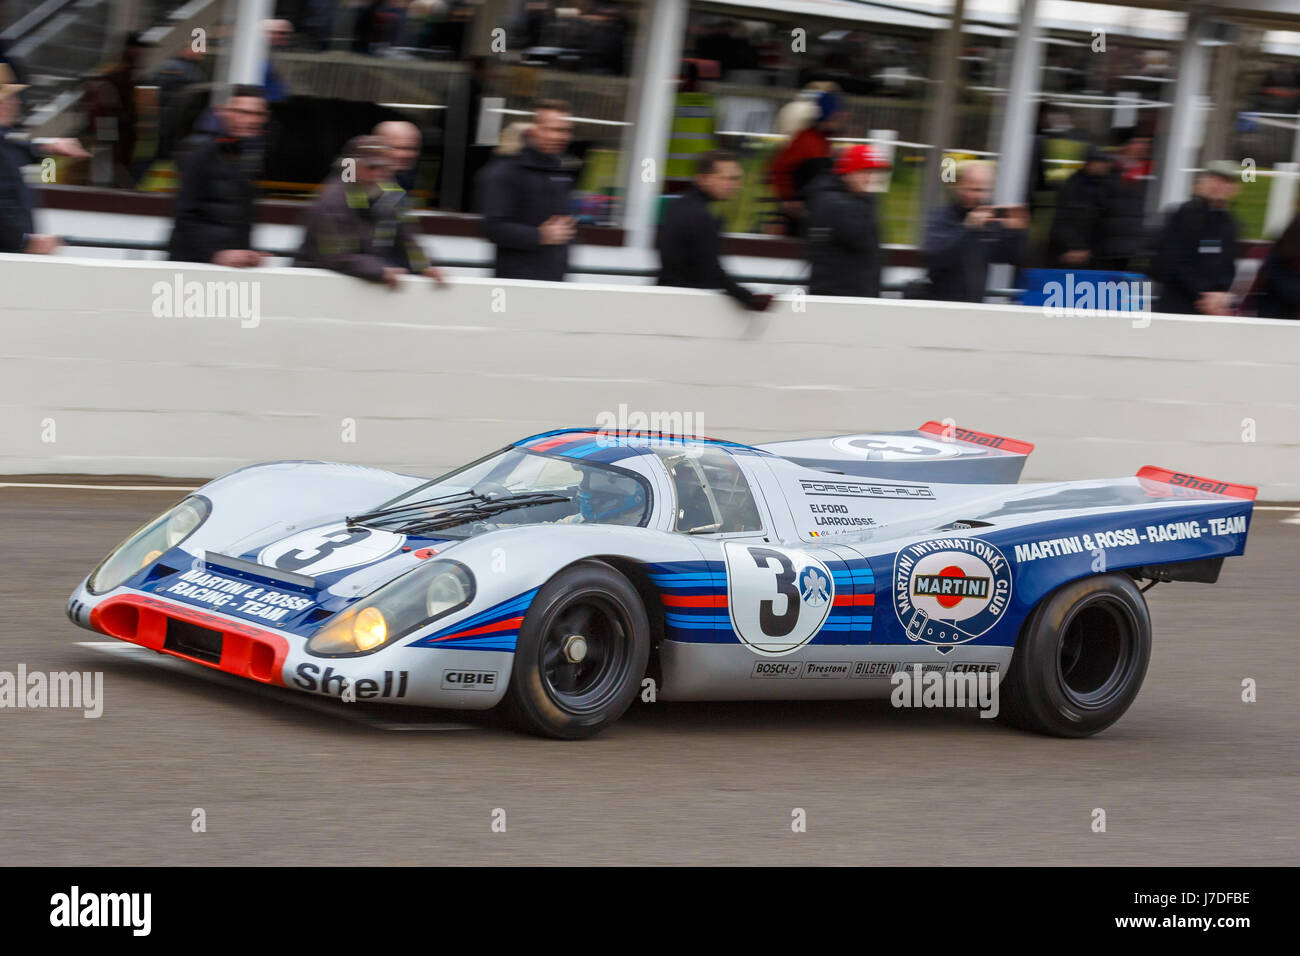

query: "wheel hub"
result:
(562, 634), (589, 664)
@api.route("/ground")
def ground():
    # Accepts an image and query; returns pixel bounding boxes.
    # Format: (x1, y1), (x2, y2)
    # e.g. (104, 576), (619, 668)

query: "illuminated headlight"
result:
(87, 497), (210, 594)
(306, 561), (475, 657)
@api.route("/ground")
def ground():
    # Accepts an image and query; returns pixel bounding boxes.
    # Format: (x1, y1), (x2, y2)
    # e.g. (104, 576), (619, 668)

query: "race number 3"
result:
(724, 542), (834, 656)
(274, 527), (373, 572)
(258, 523), (405, 576)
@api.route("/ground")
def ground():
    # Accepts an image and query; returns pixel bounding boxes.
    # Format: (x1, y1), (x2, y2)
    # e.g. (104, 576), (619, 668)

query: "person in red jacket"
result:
(769, 87), (842, 237)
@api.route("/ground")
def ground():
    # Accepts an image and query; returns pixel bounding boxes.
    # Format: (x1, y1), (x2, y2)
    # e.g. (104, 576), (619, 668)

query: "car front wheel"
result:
(506, 560), (650, 739)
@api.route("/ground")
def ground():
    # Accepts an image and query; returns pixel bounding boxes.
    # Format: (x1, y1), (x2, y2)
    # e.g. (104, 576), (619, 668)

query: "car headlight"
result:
(87, 497), (211, 594)
(306, 560), (475, 657)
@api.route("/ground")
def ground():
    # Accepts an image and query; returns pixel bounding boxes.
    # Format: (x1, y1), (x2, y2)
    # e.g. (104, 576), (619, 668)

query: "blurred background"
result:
(4, 0), (1300, 282)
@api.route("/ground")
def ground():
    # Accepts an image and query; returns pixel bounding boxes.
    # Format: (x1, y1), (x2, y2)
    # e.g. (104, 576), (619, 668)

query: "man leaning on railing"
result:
(295, 135), (445, 288)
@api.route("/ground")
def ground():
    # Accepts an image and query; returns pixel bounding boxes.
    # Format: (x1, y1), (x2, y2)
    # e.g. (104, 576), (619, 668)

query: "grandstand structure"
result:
(7, 0), (1300, 271)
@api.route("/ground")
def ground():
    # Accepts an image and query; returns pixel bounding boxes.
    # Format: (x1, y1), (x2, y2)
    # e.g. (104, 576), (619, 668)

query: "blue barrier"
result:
(1019, 269), (1151, 311)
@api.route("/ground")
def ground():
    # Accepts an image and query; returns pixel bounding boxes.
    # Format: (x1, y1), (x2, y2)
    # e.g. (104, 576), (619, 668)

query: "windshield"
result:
(351, 447), (651, 537)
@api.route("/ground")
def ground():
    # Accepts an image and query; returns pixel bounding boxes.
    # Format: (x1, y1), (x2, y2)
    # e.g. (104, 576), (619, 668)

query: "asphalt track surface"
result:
(1, 483), (1296, 866)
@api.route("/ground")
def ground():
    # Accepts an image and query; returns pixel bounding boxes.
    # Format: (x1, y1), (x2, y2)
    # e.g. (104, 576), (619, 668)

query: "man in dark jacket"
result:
(295, 135), (443, 287)
(805, 143), (888, 297)
(1047, 146), (1112, 266)
(922, 160), (1027, 302)
(167, 85), (268, 267)
(657, 149), (772, 311)
(477, 99), (576, 281)
(1094, 133), (1152, 272)
(1153, 163), (1240, 315)
(0, 63), (89, 255)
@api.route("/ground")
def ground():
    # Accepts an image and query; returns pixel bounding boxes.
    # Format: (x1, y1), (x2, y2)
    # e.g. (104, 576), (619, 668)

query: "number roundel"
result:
(257, 523), (405, 576)
(829, 434), (965, 461)
(723, 542), (834, 656)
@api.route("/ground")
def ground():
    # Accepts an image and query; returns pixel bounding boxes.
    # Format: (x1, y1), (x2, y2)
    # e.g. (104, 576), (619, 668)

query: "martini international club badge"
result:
(894, 537), (1012, 648)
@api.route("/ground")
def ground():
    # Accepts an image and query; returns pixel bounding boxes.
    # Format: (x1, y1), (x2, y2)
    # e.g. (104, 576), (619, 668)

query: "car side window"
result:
(657, 448), (763, 534)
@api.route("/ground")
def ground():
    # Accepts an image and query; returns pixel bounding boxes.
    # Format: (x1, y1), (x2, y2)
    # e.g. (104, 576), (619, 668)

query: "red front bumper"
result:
(90, 594), (290, 686)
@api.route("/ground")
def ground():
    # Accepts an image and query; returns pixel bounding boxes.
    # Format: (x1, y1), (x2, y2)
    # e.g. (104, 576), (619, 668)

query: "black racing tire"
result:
(999, 573), (1151, 737)
(506, 560), (650, 739)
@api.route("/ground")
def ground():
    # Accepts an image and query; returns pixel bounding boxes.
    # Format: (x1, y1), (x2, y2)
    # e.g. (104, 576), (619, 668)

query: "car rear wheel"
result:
(999, 574), (1151, 737)
(506, 560), (650, 739)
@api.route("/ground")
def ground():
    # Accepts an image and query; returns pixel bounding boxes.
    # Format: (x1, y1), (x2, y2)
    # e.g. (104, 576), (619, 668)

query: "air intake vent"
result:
(163, 618), (224, 664)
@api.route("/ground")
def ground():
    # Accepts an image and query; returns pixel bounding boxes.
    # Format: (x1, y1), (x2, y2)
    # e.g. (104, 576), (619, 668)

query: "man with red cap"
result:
(805, 143), (889, 298)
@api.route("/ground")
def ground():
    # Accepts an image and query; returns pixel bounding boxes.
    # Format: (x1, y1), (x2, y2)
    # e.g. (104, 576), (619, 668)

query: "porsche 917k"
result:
(67, 423), (1255, 738)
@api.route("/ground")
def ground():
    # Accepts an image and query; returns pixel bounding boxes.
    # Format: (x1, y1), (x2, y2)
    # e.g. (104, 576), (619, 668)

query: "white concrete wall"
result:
(2, 254), (1297, 499)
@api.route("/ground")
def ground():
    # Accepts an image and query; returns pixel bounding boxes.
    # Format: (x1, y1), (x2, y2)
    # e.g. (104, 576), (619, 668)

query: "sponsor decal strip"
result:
(1013, 516), (1250, 563)
(159, 567), (314, 623)
(799, 479), (935, 500)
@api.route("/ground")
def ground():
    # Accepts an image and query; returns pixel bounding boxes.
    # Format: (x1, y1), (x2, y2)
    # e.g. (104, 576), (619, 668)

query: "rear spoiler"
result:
(757, 422), (1034, 484)
(917, 421), (1035, 456)
(1136, 466), (1258, 501)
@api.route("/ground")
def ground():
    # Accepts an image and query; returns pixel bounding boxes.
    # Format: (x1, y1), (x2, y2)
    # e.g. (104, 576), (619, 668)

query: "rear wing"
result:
(757, 422), (1034, 484)
(916, 421), (1035, 456)
(1136, 466), (1258, 501)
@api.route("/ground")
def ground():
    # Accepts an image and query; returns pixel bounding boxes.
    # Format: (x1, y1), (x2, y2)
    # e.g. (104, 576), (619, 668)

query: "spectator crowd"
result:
(1, 3), (1299, 321)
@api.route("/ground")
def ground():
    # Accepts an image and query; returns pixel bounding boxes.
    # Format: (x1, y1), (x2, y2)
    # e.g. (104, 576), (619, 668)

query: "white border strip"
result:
(0, 482), (199, 491)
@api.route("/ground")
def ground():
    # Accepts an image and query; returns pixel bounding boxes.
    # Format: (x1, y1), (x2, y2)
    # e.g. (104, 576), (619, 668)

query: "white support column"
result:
(1155, 13), (1210, 212)
(224, 0), (273, 90)
(619, 0), (688, 251)
(1264, 162), (1298, 238)
(993, 0), (1044, 206)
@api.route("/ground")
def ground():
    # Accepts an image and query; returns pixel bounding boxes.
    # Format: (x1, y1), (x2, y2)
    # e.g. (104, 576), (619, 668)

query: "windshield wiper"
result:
(349, 491), (573, 534)
(398, 492), (574, 534)
(347, 490), (489, 529)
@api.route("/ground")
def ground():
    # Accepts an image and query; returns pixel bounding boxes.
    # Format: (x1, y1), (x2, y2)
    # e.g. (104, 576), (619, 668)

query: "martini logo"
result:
(894, 538), (1011, 646)
(913, 570), (990, 605)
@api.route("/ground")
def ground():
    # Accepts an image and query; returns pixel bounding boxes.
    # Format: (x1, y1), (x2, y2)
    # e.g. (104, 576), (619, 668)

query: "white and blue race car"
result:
(68, 423), (1255, 738)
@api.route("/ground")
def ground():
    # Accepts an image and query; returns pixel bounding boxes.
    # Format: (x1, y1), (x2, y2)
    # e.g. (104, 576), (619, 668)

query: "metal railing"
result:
(56, 234), (987, 299)
(59, 234), (892, 288)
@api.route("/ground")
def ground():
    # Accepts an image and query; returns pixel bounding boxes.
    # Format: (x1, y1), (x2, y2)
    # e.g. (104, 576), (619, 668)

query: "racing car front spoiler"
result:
(90, 593), (290, 686)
